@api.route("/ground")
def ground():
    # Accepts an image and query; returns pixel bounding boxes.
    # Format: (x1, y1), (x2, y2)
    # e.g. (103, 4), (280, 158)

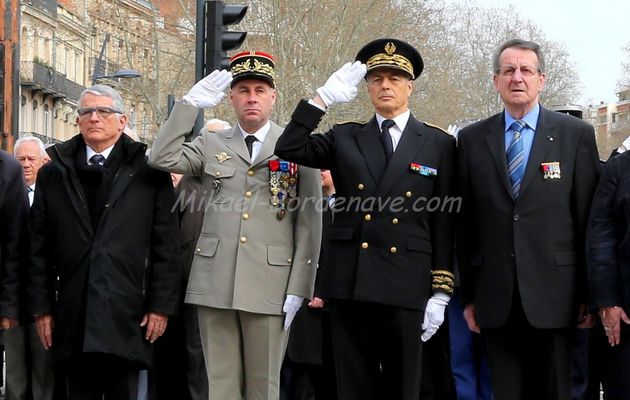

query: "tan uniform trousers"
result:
(197, 306), (289, 400)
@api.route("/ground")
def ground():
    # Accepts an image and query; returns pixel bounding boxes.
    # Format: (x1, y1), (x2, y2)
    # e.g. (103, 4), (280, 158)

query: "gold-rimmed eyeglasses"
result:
(496, 65), (541, 77)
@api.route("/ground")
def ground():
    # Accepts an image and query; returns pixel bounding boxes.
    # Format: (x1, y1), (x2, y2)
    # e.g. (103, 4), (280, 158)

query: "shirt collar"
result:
(238, 120), (271, 144)
(86, 144), (115, 161)
(504, 103), (540, 132)
(375, 109), (411, 132)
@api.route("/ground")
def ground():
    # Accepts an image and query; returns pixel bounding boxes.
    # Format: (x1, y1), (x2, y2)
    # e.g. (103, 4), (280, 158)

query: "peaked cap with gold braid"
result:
(355, 38), (423, 80)
(229, 51), (276, 88)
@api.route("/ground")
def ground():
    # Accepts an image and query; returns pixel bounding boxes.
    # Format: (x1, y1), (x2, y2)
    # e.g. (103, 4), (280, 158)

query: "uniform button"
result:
(247, 170), (254, 176)
(196, 248), (201, 253)
(357, 183), (364, 190)
(245, 191), (252, 197)
(242, 213), (249, 220)
(240, 236), (247, 243)
(405, 191), (412, 198)
(392, 218), (399, 224)
(513, 214), (520, 221)
(287, 258), (292, 263)
(361, 242), (369, 249)
(390, 246), (397, 254)
(364, 214), (372, 221)
(510, 253), (515, 259)
(215, 171), (221, 177)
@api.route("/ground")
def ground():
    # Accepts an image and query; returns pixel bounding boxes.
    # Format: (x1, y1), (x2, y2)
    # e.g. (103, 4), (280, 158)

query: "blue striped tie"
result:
(507, 120), (526, 197)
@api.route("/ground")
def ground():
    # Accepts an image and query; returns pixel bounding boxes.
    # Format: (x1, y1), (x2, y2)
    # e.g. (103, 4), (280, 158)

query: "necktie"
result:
(507, 120), (526, 197)
(27, 186), (34, 207)
(380, 119), (396, 163)
(245, 135), (257, 158)
(89, 154), (106, 166)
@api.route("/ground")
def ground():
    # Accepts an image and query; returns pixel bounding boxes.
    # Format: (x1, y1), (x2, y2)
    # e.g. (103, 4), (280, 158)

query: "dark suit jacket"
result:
(586, 150), (630, 314)
(457, 106), (600, 329)
(275, 100), (456, 310)
(0, 150), (29, 320)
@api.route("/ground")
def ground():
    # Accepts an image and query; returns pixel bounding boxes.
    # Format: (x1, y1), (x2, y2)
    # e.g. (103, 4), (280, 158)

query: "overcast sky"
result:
(443, 0), (629, 106)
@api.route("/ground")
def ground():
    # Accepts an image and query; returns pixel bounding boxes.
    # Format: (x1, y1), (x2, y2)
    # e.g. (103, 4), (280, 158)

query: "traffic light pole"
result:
(192, 0), (207, 137)
(192, 0), (247, 138)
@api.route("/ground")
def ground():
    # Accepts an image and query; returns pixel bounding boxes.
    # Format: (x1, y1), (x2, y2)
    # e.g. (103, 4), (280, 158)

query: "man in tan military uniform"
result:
(149, 51), (322, 400)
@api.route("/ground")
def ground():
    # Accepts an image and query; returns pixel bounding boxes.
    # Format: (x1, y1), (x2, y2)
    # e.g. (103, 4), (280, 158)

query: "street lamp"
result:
(92, 68), (142, 85)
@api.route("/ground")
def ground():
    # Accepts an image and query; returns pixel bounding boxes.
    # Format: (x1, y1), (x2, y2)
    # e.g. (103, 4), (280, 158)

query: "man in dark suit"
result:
(275, 38), (456, 400)
(457, 39), (600, 400)
(0, 149), (28, 330)
(28, 85), (180, 400)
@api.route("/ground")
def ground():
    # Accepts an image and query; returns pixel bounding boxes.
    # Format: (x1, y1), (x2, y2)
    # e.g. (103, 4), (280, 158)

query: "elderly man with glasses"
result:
(456, 39), (600, 400)
(28, 84), (180, 400)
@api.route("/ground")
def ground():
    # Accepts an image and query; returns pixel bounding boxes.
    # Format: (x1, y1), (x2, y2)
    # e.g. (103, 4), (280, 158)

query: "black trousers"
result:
(328, 300), (423, 400)
(62, 353), (140, 400)
(482, 296), (572, 400)
(602, 323), (630, 400)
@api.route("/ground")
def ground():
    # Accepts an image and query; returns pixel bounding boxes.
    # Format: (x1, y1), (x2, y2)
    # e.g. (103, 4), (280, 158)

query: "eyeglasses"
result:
(496, 65), (541, 77)
(77, 107), (122, 119)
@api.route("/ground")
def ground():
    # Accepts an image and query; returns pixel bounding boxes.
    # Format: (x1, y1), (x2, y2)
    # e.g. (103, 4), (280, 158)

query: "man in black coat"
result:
(0, 149), (28, 329)
(275, 38), (456, 400)
(457, 39), (600, 400)
(28, 85), (180, 400)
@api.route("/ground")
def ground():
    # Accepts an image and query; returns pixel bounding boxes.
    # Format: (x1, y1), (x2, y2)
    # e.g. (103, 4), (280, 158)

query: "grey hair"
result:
(14, 136), (47, 158)
(79, 84), (125, 113)
(493, 39), (545, 74)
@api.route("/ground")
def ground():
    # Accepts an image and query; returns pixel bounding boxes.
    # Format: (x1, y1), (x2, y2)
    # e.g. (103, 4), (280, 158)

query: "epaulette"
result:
(337, 119), (369, 126)
(423, 121), (450, 135)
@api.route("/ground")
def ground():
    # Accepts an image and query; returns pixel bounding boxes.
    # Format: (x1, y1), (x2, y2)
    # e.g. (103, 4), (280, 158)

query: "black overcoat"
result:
(28, 134), (180, 367)
(0, 150), (28, 320)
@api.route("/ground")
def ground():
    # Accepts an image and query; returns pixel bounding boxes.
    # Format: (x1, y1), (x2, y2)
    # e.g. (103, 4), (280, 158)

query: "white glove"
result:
(182, 69), (232, 109)
(617, 135), (630, 154)
(316, 61), (367, 107)
(421, 292), (450, 342)
(283, 294), (303, 330)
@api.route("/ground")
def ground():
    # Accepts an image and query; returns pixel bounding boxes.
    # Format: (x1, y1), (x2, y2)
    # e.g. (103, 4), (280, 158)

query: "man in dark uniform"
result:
(275, 38), (457, 400)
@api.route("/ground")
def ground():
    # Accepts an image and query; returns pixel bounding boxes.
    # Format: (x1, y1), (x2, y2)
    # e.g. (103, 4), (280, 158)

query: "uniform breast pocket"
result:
(203, 162), (236, 203)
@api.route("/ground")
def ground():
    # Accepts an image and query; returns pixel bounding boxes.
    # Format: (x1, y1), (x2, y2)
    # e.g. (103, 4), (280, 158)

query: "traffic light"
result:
(205, 0), (247, 74)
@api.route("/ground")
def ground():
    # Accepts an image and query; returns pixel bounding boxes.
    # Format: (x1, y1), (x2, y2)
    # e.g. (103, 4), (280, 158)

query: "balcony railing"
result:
(19, 132), (63, 145)
(20, 60), (85, 104)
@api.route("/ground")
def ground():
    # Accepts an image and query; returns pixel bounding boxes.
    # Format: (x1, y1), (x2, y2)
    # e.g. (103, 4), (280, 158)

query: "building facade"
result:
(19, 0), (187, 144)
(594, 88), (630, 160)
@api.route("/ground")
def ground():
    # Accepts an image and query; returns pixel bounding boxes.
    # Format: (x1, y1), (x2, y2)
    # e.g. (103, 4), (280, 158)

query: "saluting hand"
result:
(182, 69), (233, 109)
(316, 61), (367, 108)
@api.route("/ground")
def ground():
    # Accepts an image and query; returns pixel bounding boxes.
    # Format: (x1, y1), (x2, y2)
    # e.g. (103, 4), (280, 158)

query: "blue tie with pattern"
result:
(507, 120), (526, 197)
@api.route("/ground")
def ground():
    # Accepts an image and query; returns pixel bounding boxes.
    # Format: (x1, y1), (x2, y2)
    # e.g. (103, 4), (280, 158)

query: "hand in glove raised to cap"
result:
(316, 61), (367, 108)
(421, 292), (450, 342)
(283, 294), (304, 331)
(182, 69), (232, 109)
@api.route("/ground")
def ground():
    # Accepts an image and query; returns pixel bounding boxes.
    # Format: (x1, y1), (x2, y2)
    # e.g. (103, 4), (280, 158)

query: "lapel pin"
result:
(215, 152), (232, 164)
